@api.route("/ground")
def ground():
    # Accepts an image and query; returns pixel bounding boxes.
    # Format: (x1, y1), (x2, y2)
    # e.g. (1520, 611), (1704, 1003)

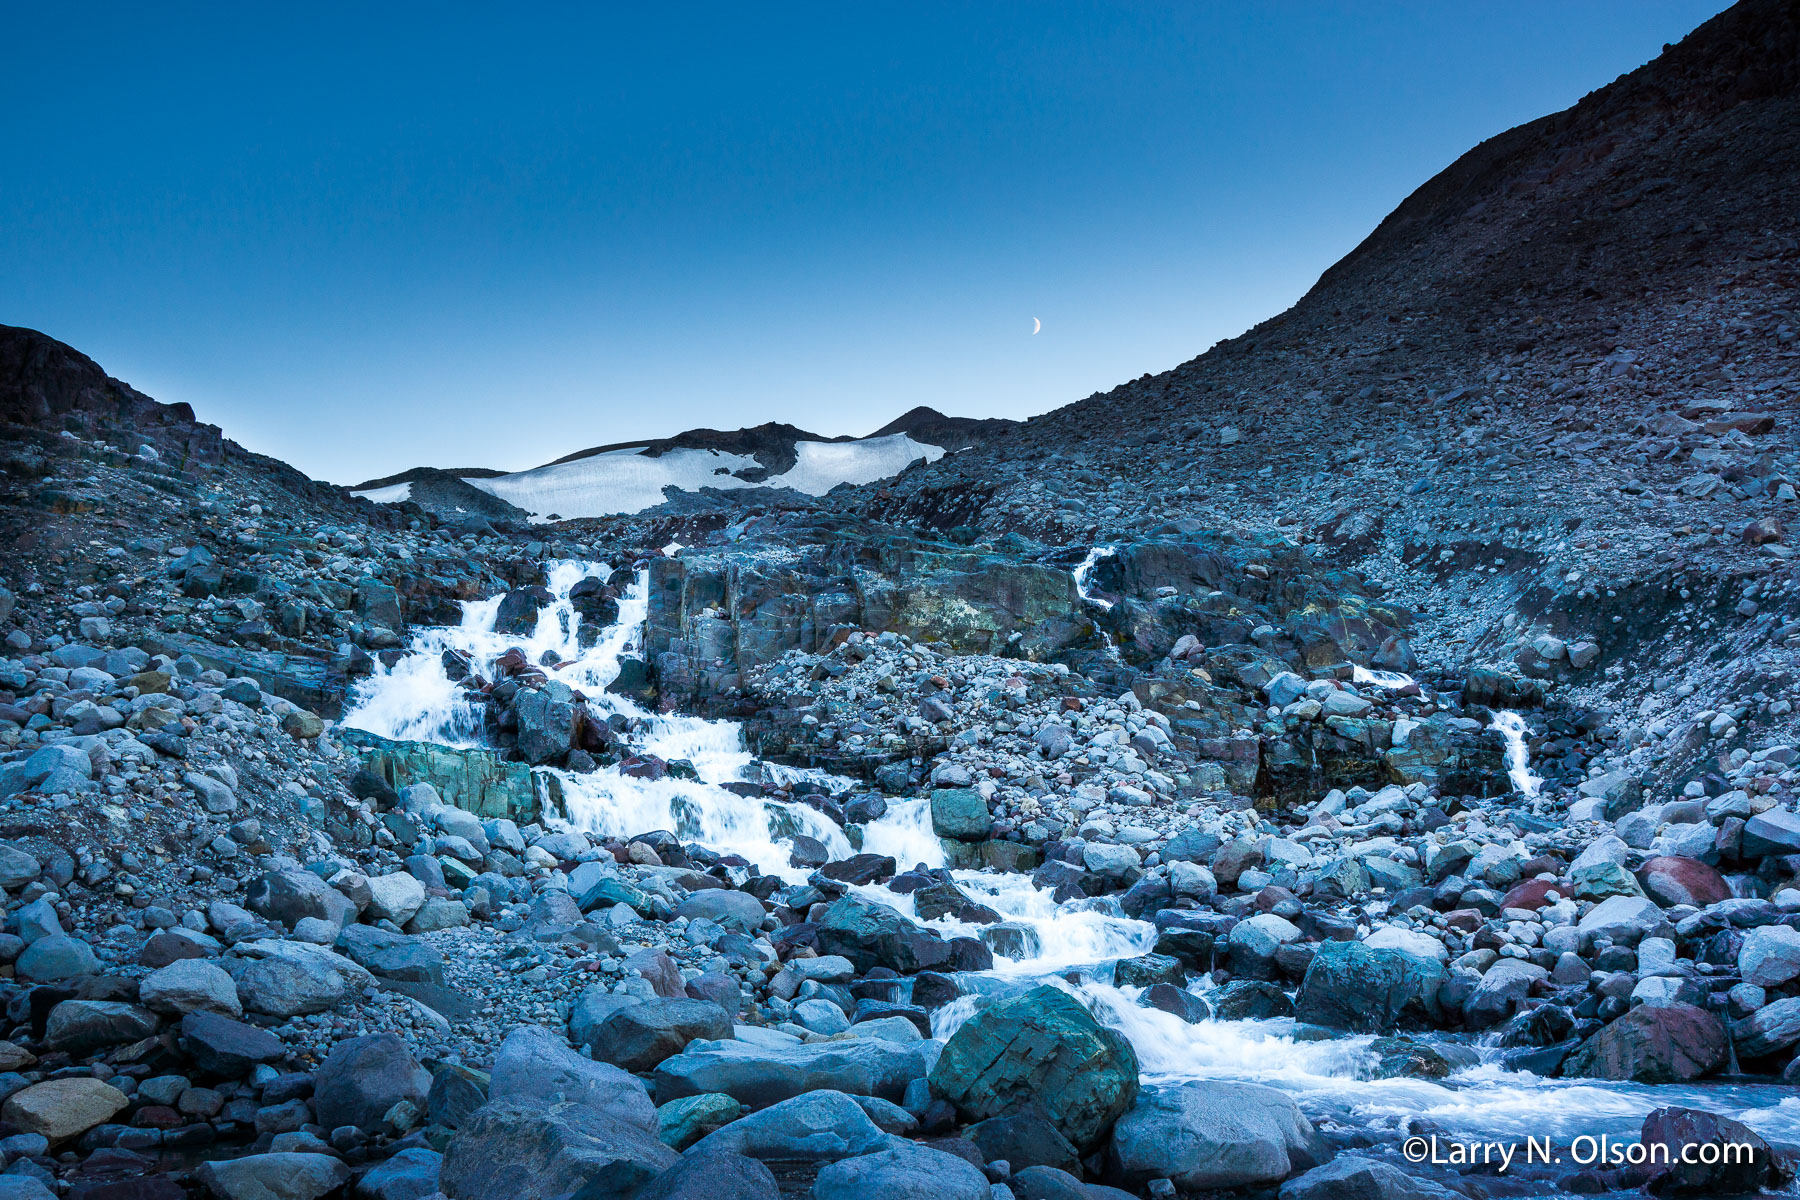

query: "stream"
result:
(341, 559), (1800, 1182)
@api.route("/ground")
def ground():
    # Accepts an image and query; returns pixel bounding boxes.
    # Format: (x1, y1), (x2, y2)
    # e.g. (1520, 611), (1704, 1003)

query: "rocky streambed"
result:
(0, 528), (1797, 1200)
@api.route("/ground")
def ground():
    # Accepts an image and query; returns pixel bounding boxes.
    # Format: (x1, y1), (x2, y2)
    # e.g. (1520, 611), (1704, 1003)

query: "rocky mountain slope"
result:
(0, 4), (1797, 1200)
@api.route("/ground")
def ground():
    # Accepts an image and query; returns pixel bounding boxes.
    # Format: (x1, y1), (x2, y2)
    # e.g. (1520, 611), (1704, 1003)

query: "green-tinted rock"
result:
(1293, 941), (1444, 1033)
(928, 985), (1139, 1153)
(344, 729), (539, 823)
(931, 790), (992, 842)
(1570, 860), (1644, 900)
(655, 1093), (742, 1150)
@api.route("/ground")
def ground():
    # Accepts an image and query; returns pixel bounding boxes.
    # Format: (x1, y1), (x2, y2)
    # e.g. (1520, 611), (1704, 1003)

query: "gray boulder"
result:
(335, 926), (446, 985)
(812, 1141), (990, 1200)
(356, 1146), (443, 1200)
(590, 998), (733, 1074)
(672, 890), (765, 933)
(139, 959), (242, 1018)
(197, 1152), (348, 1200)
(1279, 1155), (1462, 1200)
(1109, 1081), (1327, 1191)
(635, 1151), (776, 1200)
(1294, 941), (1443, 1032)
(439, 1098), (677, 1200)
(44, 1001), (159, 1055)
(312, 1033), (431, 1132)
(687, 1089), (885, 1162)
(14, 934), (99, 982)
(652, 1037), (936, 1110)
(489, 1024), (656, 1131)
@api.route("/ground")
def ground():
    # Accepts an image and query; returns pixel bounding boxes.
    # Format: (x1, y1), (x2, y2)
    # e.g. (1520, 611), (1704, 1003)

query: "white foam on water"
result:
(858, 798), (944, 872)
(1352, 665), (1417, 690)
(1490, 710), (1542, 799)
(1072, 545), (1117, 610)
(342, 560), (926, 879)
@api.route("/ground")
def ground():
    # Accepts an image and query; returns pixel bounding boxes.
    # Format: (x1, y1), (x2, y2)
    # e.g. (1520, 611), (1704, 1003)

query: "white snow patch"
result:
(463, 446), (761, 520)
(764, 434), (943, 495)
(352, 482), (413, 504)
(458, 434), (944, 522)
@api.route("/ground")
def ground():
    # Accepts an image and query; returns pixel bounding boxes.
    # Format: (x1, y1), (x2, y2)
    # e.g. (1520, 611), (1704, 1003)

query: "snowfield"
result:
(444, 433), (942, 521)
(350, 481), (413, 504)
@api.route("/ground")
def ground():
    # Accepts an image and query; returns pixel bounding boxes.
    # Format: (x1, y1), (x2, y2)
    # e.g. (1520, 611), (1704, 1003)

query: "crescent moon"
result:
(1032, 318), (1041, 334)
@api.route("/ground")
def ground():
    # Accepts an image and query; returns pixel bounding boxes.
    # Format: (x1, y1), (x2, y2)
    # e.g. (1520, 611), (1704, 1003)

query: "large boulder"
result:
(181, 1010), (286, 1076)
(686, 1089), (885, 1162)
(633, 1151), (777, 1200)
(1738, 924), (1800, 987)
(489, 1024), (656, 1131)
(357, 1147), (443, 1200)
(139, 959), (243, 1018)
(1561, 1004), (1727, 1083)
(652, 1037), (935, 1110)
(1108, 1081), (1327, 1192)
(336, 926), (446, 985)
(44, 1000), (159, 1055)
(245, 868), (334, 928)
(197, 1153), (350, 1200)
(927, 985), (1139, 1153)
(1731, 996), (1800, 1059)
(1294, 941), (1444, 1032)
(930, 789), (992, 841)
(366, 871), (428, 926)
(1, 1078), (128, 1144)
(815, 896), (960, 974)
(1635, 857), (1732, 908)
(1637, 1106), (1787, 1197)
(812, 1141), (990, 1200)
(439, 1098), (678, 1200)
(1279, 1155), (1462, 1200)
(1576, 896), (1672, 945)
(313, 1034), (432, 1132)
(590, 999), (733, 1074)
(671, 890), (765, 933)
(15, 933), (100, 982)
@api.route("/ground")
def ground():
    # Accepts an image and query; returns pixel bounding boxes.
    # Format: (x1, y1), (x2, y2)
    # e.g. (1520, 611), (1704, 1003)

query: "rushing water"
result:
(342, 561), (1800, 1167)
(1073, 545), (1117, 610)
(343, 560), (923, 880)
(1491, 709), (1544, 800)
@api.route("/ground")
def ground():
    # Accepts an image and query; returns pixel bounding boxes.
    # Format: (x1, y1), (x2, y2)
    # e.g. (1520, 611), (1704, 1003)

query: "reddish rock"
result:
(1443, 909), (1484, 932)
(1561, 1003), (1727, 1084)
(132, 1105), (184, 1129)
(1500, 879), (1562, 910)
(1638, 1106), (1787, 1195)
(1636, 856), (1731, 907)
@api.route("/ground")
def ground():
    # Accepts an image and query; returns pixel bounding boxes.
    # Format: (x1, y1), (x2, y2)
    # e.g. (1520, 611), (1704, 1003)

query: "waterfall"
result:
(342, 560), (927, 880)
(1072, 545), (1117, 610)
(1490, 710), (1542, 799)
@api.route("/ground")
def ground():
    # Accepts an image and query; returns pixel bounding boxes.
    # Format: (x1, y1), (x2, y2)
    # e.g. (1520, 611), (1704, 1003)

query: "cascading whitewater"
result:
(343, 560), (905, 879)
(342, 558), (1800, 1149)
(1491, 710), (1542, 799)
(1072, 545), (1117, 610)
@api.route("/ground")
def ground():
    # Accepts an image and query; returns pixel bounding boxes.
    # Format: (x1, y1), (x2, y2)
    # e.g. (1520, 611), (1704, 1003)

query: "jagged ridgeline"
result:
(0, 2), (1798, 1198)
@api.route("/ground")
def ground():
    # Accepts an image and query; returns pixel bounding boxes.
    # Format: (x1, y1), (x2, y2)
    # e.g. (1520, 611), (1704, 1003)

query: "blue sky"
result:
(4, 2), (1730, 484)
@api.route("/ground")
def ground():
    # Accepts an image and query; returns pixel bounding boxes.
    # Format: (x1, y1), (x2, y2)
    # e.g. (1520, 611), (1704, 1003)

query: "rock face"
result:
(1294, 941), (1444, 1032)
(1561, 1004), (1728, 1083)
(439, 1098), (678, 1200)
(1109, 1082), (1327, 1191)
(928, 985), (1139, 1153)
